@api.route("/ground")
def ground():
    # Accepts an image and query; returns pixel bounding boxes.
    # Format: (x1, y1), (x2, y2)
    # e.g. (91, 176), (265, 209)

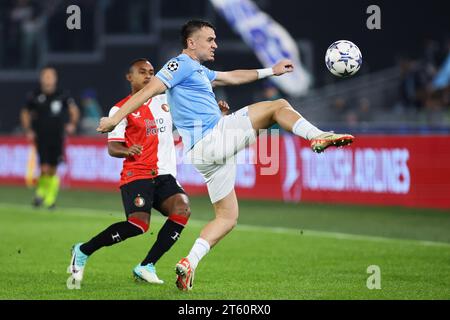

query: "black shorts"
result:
(36, 137), (64, 166)
(120, 175), (186, 216)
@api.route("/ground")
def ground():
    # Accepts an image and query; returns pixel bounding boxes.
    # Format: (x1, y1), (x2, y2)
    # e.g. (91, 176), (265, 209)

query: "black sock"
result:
(141, 219), (185, 265)
(80, 221), (143, 256)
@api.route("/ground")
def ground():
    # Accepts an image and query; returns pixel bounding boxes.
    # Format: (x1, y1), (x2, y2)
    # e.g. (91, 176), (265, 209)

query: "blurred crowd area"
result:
(0, 0), (144, 68)
(0, 0), (47, 69)
(394, 39), (450, 127)
(328, 38), (450, 129)
(261, 38), (450, 130)
(0, 0), (206, 69)
(1, 0), (450, 134)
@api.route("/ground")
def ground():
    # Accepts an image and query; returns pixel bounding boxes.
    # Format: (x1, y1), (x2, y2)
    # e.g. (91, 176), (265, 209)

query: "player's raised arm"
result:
(212, 59), (294, 87)
(97, 77), (167, 133)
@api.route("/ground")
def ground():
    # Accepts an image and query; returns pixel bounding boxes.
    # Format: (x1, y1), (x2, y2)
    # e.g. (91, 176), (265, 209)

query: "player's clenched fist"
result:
(218, 100), (230, 115)
(97, 117), (116, 133)
(127, 145), (143, 157)
(272, 59), (294, 76)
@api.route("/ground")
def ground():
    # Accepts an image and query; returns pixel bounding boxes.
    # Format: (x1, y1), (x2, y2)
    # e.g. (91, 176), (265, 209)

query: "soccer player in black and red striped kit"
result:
(68, 59), (192, 284)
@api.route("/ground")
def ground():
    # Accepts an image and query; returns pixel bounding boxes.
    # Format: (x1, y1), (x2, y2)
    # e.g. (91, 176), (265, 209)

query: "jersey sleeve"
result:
(66, 95), (76, 106)
(202, 66), (217, 82)
(61, 90), (76, 106)
(107, 107), (127, 142)
(24, 92), (35, 111)
(156, 58), (195, 89)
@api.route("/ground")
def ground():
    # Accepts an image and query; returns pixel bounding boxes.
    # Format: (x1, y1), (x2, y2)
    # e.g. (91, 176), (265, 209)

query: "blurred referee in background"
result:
(20, 66), (80, 209)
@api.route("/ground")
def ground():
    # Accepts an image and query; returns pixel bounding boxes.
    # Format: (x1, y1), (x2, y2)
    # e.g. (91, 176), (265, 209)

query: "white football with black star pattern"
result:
(325, 40), (362, 78)
(167, 61), (179, 72)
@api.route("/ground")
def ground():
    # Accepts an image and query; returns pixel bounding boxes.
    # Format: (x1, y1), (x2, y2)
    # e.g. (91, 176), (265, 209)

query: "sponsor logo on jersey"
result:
(50, 100), (62, 115)
(131, 111), (141, 118)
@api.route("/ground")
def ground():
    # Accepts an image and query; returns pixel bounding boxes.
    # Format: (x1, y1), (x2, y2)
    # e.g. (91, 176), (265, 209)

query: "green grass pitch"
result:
(0, 186), (449, 300)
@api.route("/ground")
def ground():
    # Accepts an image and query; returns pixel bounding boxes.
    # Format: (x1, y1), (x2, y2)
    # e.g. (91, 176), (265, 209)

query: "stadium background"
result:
(0, 0), (449, 300)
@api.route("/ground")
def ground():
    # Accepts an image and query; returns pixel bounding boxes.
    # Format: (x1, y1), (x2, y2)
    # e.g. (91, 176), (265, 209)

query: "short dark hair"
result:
(40, 65), (57, 73)
(128, 58), (149, 73)
(181, 19), (216, 48)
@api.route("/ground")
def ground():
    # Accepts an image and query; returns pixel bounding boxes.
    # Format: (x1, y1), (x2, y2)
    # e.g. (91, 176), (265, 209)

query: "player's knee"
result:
(182, 205), (192, 219)
(274, 99), (292, 110)
(176, 205), (191, 218)
(272, 99), (293, 120)
(175, 197), (191, 217)
(169, 200), (191, 226)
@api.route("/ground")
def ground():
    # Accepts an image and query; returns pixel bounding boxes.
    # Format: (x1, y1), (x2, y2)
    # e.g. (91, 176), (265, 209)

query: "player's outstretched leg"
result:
(175, 190), (237, 291)
(136, 213), (190, 285)
(68, 216), (149, 282)
(136, 193), (190, 285)
(248, 99), (354, 153)
(137, 214), (188, 284)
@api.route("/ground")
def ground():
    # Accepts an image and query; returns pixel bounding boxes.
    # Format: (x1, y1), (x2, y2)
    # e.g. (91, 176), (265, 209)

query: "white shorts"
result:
(187, 107), (257, 203)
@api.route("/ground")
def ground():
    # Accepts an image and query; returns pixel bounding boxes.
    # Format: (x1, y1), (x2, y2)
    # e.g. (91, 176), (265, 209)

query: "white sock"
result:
(292, 118), (325, 140)
(186, 238), (210, 270)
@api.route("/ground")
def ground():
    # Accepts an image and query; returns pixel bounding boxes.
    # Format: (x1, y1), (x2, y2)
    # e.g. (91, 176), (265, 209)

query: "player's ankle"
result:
(292, 118), (324, 140)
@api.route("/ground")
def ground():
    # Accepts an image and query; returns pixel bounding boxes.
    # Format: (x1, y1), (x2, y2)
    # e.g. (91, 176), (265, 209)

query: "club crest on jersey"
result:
(51, 100), (62, 115)
(167, 61), (179, 72)
(131, 111), (141, 118)
(134, 195), (145, 208)
(161, 104), (170, 112)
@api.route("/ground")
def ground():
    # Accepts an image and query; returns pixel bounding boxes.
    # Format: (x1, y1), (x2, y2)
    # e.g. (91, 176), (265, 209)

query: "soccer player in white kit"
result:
(97, 20), (354, 291)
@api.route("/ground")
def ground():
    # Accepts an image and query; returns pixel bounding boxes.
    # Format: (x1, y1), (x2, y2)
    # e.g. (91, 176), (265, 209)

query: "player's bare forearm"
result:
(213, 70), (259, 87)
(110, 78), (166, 126)
(21, 109), (35, 142)
(108, 142), (142, 158)
(20, 109), (32, 132)
(68, 103), (80, 125)
(66, 103), (80, 135)
(213, 60), (293, 87)
(98, 78), (166, 133)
